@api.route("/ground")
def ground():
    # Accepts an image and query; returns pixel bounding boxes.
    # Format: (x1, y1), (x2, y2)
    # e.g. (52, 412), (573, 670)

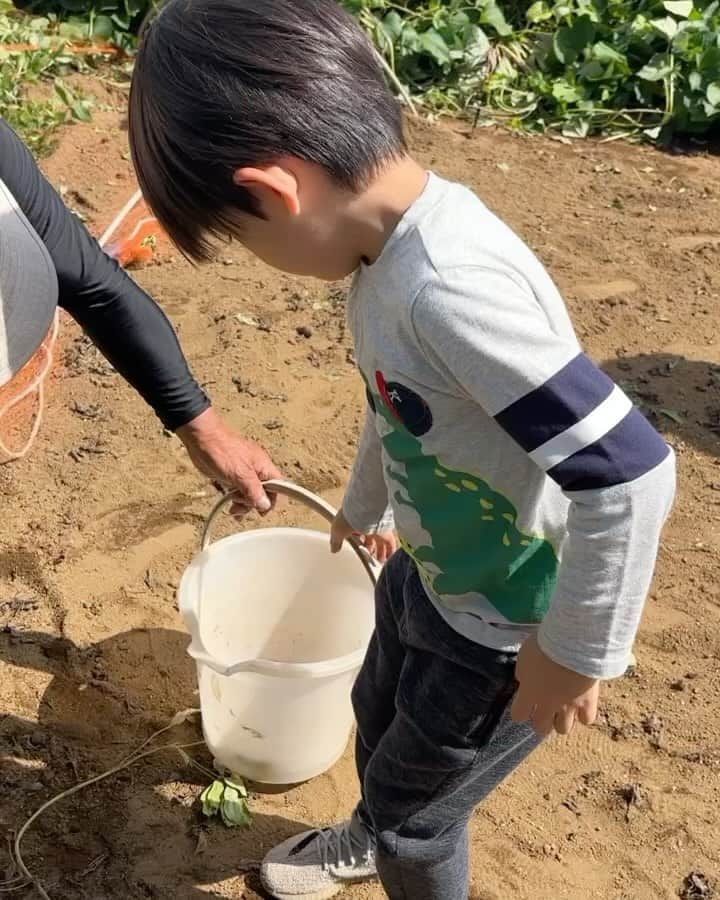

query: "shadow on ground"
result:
(602, 353), (720, 460)
(0, 625), (305, 899)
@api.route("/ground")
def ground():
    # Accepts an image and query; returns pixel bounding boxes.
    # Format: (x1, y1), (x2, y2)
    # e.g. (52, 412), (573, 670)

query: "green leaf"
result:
(663, 0), (693, 17)
(701, 46), (720, 73)
(553, 16), (595, 65)
(54, 80), (72, 107)
(637, 53), (674, 81)
(220, 786), (252, 828)
(224, 777), (248, 797)
(382, 11), (403, 42)
(91, 14), (114, 38)
(592, 42), (627, 67)
(689, 70), (703, 90)
(707, 82), (720, 106)
(552, 81), (582, 103)
(72, 101), (92, 122)
(526, 1), (553, 23)
(464, 25), (490, 67)
(399, 24), (419, 54)
(481, 1), (512, 38)
(660, 408), (685, 425)
(448, 10), (470, 33)
(579, 59), (606, 80)
(419, 29), (451, 66)
(200, 780), (225, 818)
(651, 16), (679, 40)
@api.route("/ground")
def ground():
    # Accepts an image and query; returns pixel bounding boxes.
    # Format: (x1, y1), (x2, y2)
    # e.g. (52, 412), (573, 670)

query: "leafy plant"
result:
(0, 0), (93, 154)
(13, 0), (156, 50)
(10, 0), (720, 143)
(342, 0), (720, 141)
(200, 776), (252, 829)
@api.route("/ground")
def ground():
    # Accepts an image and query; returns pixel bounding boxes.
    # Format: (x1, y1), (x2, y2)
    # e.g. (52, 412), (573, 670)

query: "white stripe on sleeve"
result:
(529, 385), (633, 471)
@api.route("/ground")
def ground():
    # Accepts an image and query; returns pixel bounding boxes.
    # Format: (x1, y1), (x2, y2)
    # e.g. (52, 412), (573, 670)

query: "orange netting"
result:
(0, 189), (167, 463)
(100, 191), (169, 268)
(0, 313), (58, 463)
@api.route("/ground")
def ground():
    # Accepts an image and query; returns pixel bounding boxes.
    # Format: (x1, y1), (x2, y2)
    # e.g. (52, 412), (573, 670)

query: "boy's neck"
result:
(342, 155), (428, 268)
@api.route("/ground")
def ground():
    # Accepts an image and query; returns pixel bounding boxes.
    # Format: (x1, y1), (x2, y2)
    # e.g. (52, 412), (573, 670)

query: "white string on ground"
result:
(9, 711), (202, 900)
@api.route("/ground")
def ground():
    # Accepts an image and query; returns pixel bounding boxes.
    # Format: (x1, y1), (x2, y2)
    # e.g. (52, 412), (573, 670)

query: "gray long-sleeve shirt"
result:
(342, 173), (675, 680)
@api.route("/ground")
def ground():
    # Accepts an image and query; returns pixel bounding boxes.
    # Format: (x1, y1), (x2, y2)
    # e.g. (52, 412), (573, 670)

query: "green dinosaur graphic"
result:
(371, 389), (558, 624)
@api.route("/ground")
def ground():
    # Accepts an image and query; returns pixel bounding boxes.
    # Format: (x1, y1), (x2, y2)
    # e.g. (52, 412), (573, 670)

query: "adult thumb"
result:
(242, 473), (272, 514)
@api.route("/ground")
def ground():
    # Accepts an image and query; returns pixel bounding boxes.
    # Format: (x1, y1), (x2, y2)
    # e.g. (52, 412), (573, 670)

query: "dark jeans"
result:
(352, 551), (542, 900)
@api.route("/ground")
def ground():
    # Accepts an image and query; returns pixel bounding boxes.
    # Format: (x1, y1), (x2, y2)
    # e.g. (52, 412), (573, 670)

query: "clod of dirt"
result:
(617, 783), (643, 822)
(680, 871), (714, 900)
(542, 842), (563, 861)
(29, 730), (48, 748)
(671, 678), (687, 692)
(194, 829), (208, 855)
(70, 400), (101, 419)
(641, 712), (663, 737)
(0, 595), (39, 617)
(296, 325), (313, 339)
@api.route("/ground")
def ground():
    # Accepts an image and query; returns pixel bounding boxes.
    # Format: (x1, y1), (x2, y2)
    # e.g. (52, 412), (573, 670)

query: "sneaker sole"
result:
(261, 874), (378, 900)
(260, 884), (341, 900)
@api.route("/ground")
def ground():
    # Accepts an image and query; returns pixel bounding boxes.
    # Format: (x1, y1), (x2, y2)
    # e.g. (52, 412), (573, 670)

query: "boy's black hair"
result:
(129, 0), (406, 261)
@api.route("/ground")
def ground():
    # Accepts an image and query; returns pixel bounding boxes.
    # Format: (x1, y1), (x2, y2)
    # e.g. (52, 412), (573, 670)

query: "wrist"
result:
(176, 406), (220, 445)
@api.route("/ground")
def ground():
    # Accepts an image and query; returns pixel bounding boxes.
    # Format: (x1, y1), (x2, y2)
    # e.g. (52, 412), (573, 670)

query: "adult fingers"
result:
(553, 706), (576, 736)
(577, 696), (599, 726)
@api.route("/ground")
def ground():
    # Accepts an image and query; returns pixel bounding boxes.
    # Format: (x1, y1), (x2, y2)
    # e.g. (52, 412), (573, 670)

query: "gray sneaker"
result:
(260, 819), (377, 900)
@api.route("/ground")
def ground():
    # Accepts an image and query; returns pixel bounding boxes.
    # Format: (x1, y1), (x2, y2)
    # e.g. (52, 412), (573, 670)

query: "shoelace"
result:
(317, 824), (372, 872)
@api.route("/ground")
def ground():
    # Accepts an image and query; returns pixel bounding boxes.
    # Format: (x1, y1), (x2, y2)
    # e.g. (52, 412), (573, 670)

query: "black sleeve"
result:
(0, 118), (210, 431)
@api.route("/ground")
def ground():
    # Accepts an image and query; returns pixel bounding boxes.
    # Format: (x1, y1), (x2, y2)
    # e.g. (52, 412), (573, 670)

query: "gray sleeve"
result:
(342, 411), (395, 534)
(537, 452), (675, 678)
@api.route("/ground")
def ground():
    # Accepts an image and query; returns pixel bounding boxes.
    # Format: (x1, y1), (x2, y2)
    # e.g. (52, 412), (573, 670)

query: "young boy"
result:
(129, 2), (676, 898)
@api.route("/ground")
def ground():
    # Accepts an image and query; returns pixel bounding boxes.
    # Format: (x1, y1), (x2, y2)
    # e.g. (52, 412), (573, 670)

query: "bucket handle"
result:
(201, 479), (380, 587)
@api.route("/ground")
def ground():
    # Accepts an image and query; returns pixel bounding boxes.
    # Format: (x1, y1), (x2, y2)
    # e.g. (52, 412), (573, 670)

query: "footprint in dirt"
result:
(669, 233), (720, 252)
(0, 626), (306, 899)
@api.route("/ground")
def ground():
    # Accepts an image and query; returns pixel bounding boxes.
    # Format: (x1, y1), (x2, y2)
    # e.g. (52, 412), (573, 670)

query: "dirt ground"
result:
(1, 85), (719, 900)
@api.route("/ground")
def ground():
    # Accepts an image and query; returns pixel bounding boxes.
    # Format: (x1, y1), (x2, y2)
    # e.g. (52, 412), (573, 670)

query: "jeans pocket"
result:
(398, 647), (515, 752)
(468, 681), (516, 749)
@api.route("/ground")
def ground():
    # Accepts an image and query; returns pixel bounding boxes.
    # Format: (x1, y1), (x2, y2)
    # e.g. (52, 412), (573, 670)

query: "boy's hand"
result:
(330, 510), (397, 563)
(511, 634), (600, 737)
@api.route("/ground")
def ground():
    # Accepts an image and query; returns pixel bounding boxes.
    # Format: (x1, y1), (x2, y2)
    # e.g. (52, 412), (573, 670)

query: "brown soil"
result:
(1, 92), (719, 900)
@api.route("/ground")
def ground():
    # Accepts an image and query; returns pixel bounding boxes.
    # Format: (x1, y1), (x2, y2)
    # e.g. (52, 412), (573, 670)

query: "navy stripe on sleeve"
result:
(547, 407), (670, 491)
(495, 353), (615, 452)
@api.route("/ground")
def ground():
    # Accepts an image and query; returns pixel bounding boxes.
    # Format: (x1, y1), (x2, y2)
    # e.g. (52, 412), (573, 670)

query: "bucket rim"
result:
(190, 525), (334, 557)
(180, 528), (375, 680)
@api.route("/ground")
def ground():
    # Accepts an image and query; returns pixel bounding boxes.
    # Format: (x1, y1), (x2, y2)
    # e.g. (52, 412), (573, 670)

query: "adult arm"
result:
(0, 118), (278, 509)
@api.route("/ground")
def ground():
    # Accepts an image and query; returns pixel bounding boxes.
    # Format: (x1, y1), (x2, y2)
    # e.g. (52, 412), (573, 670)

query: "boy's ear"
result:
(233, 164), (301, 216)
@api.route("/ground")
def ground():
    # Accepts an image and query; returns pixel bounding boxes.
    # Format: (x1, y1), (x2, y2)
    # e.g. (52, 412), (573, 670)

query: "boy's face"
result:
(232, 160), (358, 281)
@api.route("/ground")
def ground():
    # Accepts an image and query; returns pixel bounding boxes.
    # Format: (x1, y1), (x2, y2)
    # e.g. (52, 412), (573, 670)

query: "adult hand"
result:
(330, 509), (398, 563)
(176, 407), (281, 516)
(511, 633), (600, 737)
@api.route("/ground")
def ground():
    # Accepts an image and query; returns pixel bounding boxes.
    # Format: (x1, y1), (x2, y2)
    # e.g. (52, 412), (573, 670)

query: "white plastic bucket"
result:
(179, 481), (378, 785)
